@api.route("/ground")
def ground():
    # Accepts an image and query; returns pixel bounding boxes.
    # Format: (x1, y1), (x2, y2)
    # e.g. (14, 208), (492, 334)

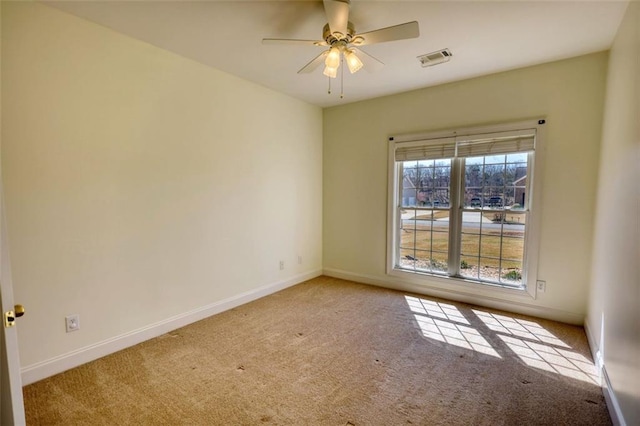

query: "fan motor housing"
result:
(323, 21), (356, 44)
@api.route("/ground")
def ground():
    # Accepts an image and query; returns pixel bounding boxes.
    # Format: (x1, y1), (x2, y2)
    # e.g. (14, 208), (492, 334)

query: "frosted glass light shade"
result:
(345, 49), (363, 74)
(323, 65), (338, 78)
(325, 47), (341, 69)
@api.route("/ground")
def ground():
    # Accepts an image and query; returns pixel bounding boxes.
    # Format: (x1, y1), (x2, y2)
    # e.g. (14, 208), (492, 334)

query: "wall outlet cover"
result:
(65, 314), (80, 332)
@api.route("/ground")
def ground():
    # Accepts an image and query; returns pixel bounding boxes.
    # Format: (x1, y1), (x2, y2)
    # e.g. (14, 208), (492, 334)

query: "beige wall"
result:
(324, 52), (608, 323)
(587, 2), (639, 424)
(2, 3), (322, 369)
(3, 4), (633, 413)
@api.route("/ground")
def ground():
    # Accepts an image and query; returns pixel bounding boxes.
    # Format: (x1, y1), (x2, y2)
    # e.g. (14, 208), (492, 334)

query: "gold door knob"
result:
(14, 304), (25, 318)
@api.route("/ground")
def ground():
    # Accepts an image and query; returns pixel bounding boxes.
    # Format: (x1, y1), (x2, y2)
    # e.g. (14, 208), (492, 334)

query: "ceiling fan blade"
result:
(352, 21), (420, 46)
(350, 47), (384, 72)
(323, 0), (350, 39)
(298, 51), (330, 74)
(262, 38), (327, 47)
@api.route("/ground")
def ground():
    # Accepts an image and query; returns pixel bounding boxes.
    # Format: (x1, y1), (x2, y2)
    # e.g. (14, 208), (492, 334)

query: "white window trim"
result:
(386, 119), (546, 299)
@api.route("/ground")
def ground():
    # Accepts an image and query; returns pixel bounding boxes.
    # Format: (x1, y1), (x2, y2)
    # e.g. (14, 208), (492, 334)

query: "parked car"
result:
(488, 196), (503, 207)
(470, 197), (482, 207)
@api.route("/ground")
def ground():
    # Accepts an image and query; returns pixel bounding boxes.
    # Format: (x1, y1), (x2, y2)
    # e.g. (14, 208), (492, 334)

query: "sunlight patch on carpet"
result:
(406, 297), (470, 325)
(405, 296), (599, 383)
(472, 310), (571, 348)
(497, 334), (599, 384)
(471, 309), (599, 384)
(405, 296), (500, 358)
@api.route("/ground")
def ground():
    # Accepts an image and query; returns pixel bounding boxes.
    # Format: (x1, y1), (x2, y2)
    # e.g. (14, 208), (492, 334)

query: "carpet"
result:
(23, 276), (611, 425)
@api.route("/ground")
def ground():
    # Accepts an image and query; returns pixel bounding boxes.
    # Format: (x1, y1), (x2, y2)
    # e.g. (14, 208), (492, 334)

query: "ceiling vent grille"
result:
(417, 48), (452, 67)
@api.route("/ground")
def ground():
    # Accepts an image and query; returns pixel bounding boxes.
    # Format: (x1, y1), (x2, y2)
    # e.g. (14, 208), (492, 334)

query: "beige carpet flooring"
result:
(23, 276), (611, 425)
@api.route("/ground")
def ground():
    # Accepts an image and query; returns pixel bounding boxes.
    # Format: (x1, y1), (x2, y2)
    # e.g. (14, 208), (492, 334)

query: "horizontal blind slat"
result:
(393, 130), (536, 162)
(394, 137), (456, 161)
(456, 136), (535, 157)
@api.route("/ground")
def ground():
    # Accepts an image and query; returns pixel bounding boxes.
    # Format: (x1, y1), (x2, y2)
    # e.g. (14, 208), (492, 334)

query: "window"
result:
(387, 120), (544, 294)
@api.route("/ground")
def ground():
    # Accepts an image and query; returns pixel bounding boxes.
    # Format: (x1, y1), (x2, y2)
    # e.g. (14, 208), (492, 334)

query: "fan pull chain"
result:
(340, 55), (344, 98)
(328, 75), (331, 94)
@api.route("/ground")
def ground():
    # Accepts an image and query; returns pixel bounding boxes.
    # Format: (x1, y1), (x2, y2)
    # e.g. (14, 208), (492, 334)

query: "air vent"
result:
(417, 48), (453, 67)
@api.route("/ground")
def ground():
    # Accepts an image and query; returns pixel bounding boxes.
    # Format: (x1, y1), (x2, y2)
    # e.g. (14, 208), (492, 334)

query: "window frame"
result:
(386, 119), (546, 299)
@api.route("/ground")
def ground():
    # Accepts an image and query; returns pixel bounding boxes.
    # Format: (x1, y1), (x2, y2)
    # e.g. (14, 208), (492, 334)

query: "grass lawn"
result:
(401, 225), (523, 270)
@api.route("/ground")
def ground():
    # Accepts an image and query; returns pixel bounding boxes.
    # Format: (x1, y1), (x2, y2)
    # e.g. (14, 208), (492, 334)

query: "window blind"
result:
(455, 129), (535, 158)
(394, 138), (455, 161)
(394, 129), (535, 161)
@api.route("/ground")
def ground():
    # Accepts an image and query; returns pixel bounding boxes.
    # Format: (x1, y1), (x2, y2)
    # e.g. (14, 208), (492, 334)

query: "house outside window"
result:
(387, 120), (545, 297)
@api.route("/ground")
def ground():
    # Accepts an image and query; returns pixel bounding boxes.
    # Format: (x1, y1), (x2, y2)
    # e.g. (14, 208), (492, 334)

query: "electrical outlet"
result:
(279, 260), (285, 270)
(65, 314), (80, 332)
(536, 280), (546, 293)
(298, 255), (302, 265)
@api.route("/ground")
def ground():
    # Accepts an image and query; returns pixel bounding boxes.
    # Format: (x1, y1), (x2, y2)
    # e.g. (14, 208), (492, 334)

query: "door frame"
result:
(0, 177), (26, 424)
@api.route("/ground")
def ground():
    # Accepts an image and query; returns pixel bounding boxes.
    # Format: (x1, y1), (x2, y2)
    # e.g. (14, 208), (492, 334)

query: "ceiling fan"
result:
(262, 0), (419, 81)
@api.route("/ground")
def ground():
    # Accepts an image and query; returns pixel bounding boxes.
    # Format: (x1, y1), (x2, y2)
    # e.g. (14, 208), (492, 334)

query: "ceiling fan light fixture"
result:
(264, 0), (419, 97)
(325, 46), (341, 69)
(323, 65), (338, 78)
(344, 49), (363, 74)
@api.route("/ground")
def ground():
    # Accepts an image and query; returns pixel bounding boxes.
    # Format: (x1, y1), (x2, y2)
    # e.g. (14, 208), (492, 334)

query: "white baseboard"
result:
(601, 366), (625, 426)
(323, 268), (584, 324)
(21, 269), (322, 386)
(583, 319), (604, 374)
(584, 319), (625, 426)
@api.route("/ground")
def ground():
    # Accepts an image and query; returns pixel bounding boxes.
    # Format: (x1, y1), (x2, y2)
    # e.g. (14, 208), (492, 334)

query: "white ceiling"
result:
(45, 1), (629, 108)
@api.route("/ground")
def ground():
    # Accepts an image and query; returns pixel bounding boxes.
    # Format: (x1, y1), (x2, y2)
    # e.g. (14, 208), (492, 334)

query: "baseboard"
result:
(584, 319), (625, 426)
(323, 268), (584, 324)
(21, 269), (322, 386)
(601, 366), (625, 426)
(583, 319), (603, 374)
